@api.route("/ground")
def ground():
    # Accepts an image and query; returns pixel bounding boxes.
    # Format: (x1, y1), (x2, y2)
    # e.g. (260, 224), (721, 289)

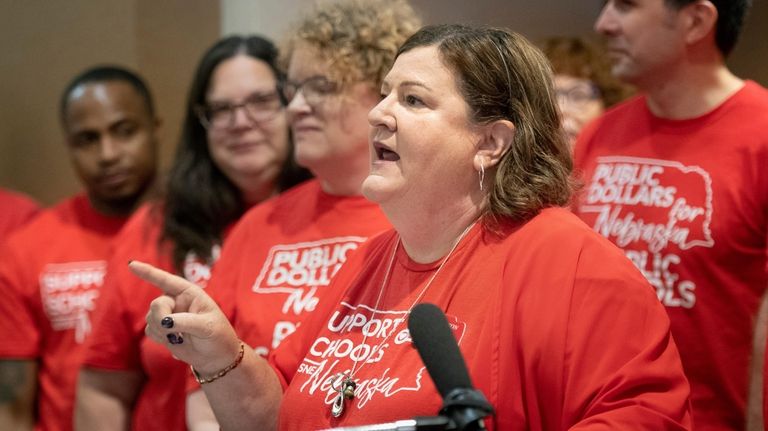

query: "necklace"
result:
(330, 220), (478, 418)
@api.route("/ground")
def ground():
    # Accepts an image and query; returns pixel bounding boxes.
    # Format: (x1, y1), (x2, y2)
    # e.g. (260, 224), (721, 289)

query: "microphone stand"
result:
(322, 388), (493, 431)
(439, 387), (494, 431)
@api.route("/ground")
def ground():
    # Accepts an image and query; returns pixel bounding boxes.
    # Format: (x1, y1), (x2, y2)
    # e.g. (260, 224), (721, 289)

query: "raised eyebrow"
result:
(380, 79), (431, 94)
(399, 80), (431, 91)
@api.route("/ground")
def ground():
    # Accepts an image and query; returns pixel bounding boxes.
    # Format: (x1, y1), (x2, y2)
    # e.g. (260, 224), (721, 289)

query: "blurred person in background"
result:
(574, 0), (767, 428)
(0, 65), (160, 431)
(541, 36), (632, 147)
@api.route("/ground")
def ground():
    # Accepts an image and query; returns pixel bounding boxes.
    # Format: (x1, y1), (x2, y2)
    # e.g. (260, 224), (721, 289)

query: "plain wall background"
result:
(0, 0), (220, 205)
(2, 0), (766, 205)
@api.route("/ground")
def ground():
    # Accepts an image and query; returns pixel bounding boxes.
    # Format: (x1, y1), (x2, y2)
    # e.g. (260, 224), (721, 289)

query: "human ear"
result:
(682, 0), (718, 46)
(474, 119), (515, 171)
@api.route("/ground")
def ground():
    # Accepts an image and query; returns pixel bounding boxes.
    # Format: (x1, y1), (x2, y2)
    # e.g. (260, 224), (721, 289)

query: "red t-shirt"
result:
(271, 208), (692, 430)
(0, 187), (40, 241)
(83, 203), (224, 431)
(0, 194), (128, 431)
(573, 81), (768, 430)
(207, 179), (390, 358)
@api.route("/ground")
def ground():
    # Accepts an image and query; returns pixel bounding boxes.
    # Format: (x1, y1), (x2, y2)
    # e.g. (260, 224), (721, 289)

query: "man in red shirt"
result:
(573, 1), (767, 429)
(0, 66), (159, 431)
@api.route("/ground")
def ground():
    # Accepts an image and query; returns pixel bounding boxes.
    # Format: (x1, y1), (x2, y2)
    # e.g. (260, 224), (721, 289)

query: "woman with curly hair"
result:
(181, 0), (421, 428)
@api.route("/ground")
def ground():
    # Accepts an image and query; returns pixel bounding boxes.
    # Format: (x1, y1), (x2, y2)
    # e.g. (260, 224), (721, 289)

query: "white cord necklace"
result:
(330, 220), (478, 418)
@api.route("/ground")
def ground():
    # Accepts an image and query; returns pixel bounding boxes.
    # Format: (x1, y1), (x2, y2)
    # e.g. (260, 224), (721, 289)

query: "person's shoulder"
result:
(0, 197), (77, 265)
(511, 208), (630, 262)
(573, 95), (646, 158)
(512, 208), (648, 285)
(595, 94), (646, 123)
(324, 228), (398, 280)
(516, 207), (598, 242)
(0, 188), (39, 211)
(241, 179), (321, 223)
(730, 80), (768, 112)
(5, 195), (77, 237)
(0, 188), (41, 237)
(113, 201), (164, 250)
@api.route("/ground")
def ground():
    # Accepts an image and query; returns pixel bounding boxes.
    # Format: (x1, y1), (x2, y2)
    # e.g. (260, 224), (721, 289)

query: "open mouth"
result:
(374, 142), (400, 161)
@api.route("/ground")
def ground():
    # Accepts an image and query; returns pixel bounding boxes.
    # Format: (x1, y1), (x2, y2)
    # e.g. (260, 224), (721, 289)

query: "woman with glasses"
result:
(180, 0), (419, 428)
(74, 35), (309, 431)
(541, 36), (633, 147)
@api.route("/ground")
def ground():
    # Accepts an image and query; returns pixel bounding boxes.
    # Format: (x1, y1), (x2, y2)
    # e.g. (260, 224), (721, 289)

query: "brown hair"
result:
(397, 24), (576, 223)
(281, 0), (421, 90)
(541, 36), (632, 107)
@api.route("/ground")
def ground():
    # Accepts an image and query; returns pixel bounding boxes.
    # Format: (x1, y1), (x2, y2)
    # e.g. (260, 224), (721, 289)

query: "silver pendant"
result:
(330, 375), (357, 418)
(331, 389), (345, 418)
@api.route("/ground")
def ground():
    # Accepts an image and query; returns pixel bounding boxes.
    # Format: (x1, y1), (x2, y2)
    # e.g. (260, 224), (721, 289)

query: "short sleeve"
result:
(82, 241), (143, 370)
(0, 241), (42, 358)
(562, 241), (692, 429)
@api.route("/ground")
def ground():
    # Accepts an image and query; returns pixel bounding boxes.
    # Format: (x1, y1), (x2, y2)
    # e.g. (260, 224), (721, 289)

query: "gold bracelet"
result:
(190, 342), (245, 385)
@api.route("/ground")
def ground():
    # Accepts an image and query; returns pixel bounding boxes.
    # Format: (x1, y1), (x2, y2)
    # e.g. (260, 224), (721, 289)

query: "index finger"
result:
(129, 260), (200, 298)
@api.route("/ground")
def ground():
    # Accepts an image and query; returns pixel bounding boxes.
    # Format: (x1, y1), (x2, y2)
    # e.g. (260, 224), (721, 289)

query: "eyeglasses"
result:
(195, 91), (282, 130)
(555, 84), (602, 107)
(281, 75), (340, 107)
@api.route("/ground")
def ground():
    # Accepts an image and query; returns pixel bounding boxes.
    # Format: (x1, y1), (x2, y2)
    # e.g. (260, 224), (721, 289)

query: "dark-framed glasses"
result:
(281, 75), (340, 107)
(555, 83), (602, 108)
(195, 91), (282, 130)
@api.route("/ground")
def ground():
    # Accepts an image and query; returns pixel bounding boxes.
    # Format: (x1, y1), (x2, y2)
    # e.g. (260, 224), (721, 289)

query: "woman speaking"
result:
(136, 24), (691, 430)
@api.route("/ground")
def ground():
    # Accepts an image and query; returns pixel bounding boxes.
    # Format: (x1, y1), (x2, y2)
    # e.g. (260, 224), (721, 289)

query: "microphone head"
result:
(408, 302), (473, 398)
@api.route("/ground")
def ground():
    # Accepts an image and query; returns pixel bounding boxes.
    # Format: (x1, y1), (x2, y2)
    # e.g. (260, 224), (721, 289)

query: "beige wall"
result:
(0, 0), (220, 205)
(3, 1), (766, 205)
(221, 0), (767, 85)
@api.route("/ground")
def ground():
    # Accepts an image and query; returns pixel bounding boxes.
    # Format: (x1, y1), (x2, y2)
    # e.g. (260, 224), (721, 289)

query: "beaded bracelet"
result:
(191, 341), (245, 385)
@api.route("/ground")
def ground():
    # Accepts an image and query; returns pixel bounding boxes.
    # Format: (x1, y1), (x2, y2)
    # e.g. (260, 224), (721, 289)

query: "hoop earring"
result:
(479, 163), (485, 191)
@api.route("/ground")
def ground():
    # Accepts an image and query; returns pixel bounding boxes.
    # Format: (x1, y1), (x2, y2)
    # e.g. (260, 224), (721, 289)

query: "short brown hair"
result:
(281, 0), (421, 89)
(541, 36), (632, 107)
(397, 24), (576, 223)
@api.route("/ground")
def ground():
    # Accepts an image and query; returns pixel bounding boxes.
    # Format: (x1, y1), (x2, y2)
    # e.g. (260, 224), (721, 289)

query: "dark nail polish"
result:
(161, 317), (174, 328)
(167, 333), (183, 345)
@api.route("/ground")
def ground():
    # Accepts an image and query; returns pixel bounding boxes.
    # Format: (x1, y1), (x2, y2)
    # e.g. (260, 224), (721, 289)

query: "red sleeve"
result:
(82, 235), (145, 370)
(562, 241), (692, 429)
(82, 206), (163, 371)
(0, 240), (41, 358)
(205, 214), (253, 323)
(82, 256), (142, 370)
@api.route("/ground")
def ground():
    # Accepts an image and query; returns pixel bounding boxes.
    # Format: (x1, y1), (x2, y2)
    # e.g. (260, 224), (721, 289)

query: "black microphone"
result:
(407, 303), (494, 431)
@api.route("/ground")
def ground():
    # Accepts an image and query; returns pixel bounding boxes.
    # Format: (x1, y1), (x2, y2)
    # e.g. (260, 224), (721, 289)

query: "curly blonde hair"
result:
(280, 0), (421, 89)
